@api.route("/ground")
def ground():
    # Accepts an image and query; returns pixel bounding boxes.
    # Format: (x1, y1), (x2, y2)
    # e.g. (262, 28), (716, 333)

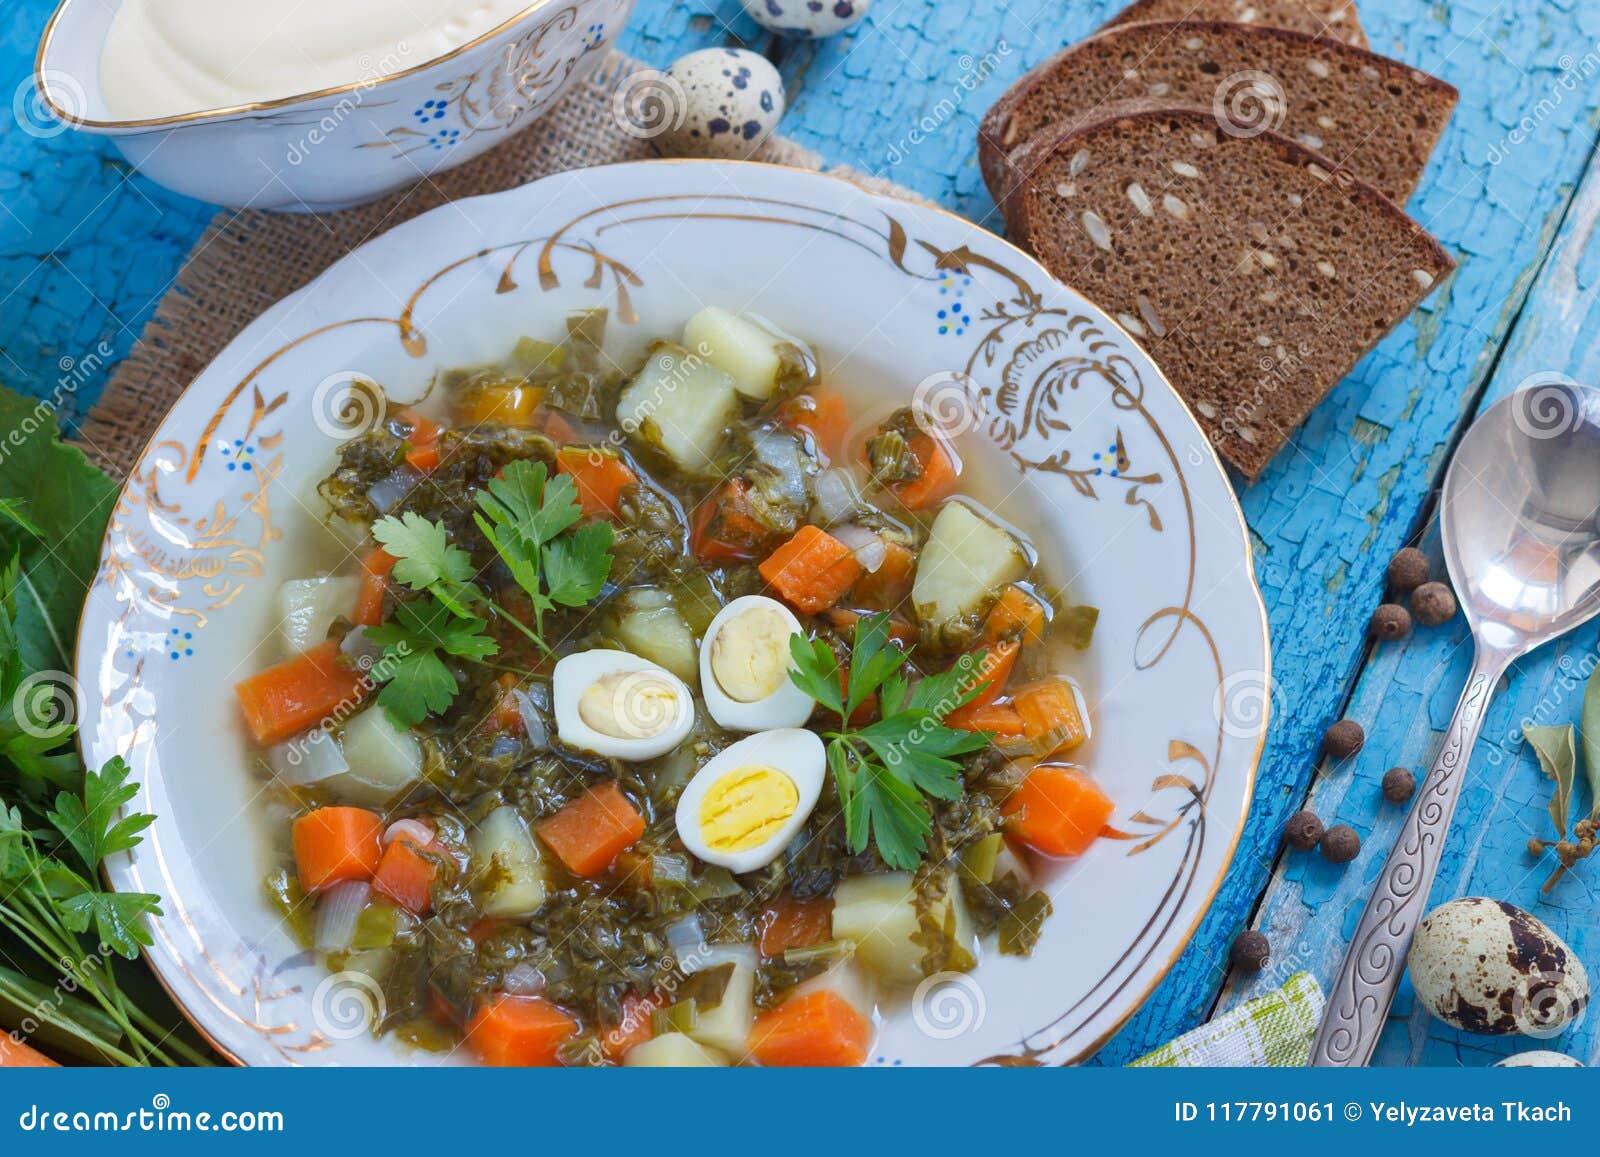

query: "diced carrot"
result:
(292, 806), (384, 892)
(985, 585), (1046, 646)
(457, 383), (544, 428)
(943, 641), (1020, 724)
(556, 447), (637, 519)
(747, 990), (871, 1067)
(691, 479), (779, 563)
(490, 673), (524, 732)
(887, 431), (960, 511)
(826, 608), (918, 646)
(372, 837), (438, 915)
(1002, 765), (1113, 858)
(536, 781), (646, 878)
(352, 548), (397, 628)
(467, 994), (578, 1067)
(400, 409), (444, 472)
(778, 393), (850, 462)
(758, 894), (835, 958)
(946, 702), (1026, 737)
(0, 1035), (56, 1068)
(1013, 679), (1090, 754)
(599, 990), (666, 1062)
(760, 525), (863, 615)
(235, 640), (368, 746)
(850, 541), (917, 612)
(535, 410), (577, 443)
(467, 917), (504, 945)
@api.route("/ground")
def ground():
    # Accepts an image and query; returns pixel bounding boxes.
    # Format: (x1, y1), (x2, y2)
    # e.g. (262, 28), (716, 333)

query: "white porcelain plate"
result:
(76, 160), (1270, 1067)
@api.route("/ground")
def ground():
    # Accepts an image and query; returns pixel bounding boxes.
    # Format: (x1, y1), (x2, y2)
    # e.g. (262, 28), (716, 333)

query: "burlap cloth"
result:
(77, 52), (928, 478)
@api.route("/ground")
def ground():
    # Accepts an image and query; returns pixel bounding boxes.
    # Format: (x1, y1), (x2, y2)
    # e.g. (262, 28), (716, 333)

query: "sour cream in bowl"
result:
(33, 0), (633, 210)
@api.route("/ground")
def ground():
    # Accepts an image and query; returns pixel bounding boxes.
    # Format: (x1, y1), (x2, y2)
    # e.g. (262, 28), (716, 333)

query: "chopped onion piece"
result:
(811, 468), (865, 526)
(512, 689), (549, 749)
(665, 916), (706, 963)
(383, 819), (433, 848)
(366, 466), (422, 514)
(270, 728), (348, 787)
(340, 626), (385, 672)
(832, 524), (888, 572)
(502, 962), (547, 995)
(313, 881), (370, 953)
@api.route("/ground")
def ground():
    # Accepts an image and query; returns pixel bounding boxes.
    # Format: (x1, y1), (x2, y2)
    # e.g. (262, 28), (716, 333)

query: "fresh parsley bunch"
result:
(789, 613), (991, 869)
(368, 458), (614, 728)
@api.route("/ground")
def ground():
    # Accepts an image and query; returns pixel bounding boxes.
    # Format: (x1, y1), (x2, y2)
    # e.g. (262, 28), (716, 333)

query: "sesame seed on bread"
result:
(1001, 104), (1455, 479)
(978, 21), (1457, 207)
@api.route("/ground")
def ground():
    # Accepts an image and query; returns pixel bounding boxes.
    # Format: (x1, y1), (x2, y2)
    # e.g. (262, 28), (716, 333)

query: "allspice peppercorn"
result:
(1411, 581), (1458, 627)
(1369, 603), (1412, 640)
(1283, 810), (1325, 851)
(1230, 930), (1271, 972)
(1320, 824), (1361, 864)
(1323, 719), (1365, 759)
(1381, 767), (1416, 803)
(1387, 547), (1430, 593)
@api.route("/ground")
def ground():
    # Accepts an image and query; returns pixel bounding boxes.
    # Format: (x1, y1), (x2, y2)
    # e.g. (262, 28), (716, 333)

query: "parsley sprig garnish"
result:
(368, 458), (614, 727)
(789, 613), (992, 869)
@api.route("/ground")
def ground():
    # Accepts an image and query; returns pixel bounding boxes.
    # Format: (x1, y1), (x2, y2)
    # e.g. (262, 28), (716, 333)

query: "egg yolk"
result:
(710, 607), (793, 703)
(698, 765), (799, 852)
(578, 670), (680, 739)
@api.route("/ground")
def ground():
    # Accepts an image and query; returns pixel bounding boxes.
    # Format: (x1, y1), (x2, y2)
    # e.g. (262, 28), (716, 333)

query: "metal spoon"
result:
(1311, 379), (1600, 1066)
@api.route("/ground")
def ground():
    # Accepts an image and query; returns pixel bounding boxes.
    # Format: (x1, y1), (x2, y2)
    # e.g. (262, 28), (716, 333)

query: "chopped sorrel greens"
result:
(237, 306), (1108, 1067)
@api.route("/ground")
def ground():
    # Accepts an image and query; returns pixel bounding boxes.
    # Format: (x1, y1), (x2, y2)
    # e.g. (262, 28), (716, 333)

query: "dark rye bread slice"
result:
(978, 21), (1457, 206)
(1102, 0), (1368, 49)
(1002, 105), (1453, 478)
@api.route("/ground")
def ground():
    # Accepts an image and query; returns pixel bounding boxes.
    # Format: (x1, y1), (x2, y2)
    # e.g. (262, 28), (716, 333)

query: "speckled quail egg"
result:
(1408, 897), (1589, 1037)
(659, 48), (785, 160)
(699, 595), (814, 732)
(1495, 1051), (1584, 1067)
(740, 0), (871, 38)
(552, 650), (695, 760)
(675, 729), (825, 873)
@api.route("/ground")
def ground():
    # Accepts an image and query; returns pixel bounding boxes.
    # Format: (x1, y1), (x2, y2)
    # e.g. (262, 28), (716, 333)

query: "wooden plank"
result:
(1227, 137), (1600, 1066)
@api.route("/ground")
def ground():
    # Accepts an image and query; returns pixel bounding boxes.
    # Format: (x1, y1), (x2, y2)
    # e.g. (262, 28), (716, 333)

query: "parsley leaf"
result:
(46, 756), (155, 872)
(373, 511), (480, 615)
(473, 459), (614, 645)
(365, 598), (498, 727)
(39, 864), (161, 959)
(789, 612), (992, 870)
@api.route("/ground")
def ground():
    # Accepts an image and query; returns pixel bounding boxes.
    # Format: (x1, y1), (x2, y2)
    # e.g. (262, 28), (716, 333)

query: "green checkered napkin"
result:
(1131, 972), (1325, 1067)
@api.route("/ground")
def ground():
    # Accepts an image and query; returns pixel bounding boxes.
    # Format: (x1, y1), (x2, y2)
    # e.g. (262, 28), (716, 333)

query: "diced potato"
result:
(683, 307), (784, 401)
(831, 872), (976, 984)
(794, 957), (878, 1021)
(912, 501), (1029, 652)
(623, 1032), (729, 1067)
(682, 948), (756, 1056)
(615, 341), (739, 477)
(276, 576), (358, 657)
(469, 806), (548, 919)
(608, 588), (698, 684)
(336, 706), (424, 805)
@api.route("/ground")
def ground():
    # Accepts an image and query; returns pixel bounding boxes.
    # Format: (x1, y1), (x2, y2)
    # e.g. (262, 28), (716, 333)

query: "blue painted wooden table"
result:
(5, 0), (1600, 1065)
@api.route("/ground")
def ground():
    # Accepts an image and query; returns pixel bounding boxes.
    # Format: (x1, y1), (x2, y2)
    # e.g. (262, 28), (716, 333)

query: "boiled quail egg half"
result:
(699, 595), (815, 731)
(552, 650), (696, 760)
(675, 729), (825, 873)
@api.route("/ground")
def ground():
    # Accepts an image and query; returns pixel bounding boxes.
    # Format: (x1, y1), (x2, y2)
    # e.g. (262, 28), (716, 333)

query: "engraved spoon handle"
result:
(1309, 647), (1508, 1067)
